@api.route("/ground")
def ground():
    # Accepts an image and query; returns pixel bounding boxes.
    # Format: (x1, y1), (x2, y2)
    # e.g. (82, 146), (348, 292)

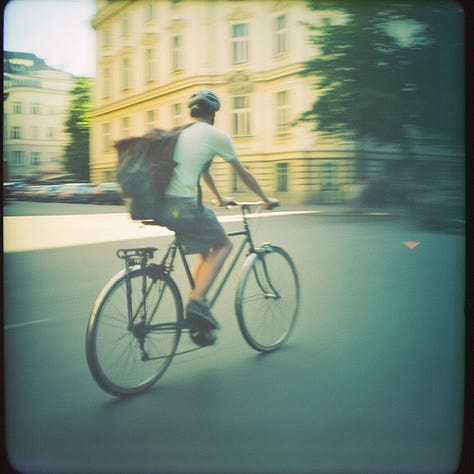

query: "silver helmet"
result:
(188, 89), (221, 112)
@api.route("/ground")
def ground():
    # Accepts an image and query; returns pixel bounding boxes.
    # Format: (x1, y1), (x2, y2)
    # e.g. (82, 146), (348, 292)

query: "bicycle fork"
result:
(254, 249), (280, 300)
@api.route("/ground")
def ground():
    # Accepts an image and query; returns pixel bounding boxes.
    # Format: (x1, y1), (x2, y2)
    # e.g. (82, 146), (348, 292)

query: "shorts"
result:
(158, 197), (226, 254)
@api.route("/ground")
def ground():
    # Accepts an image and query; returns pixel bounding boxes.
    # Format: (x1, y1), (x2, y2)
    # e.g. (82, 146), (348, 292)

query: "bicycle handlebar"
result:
(212, 199), (280, 211)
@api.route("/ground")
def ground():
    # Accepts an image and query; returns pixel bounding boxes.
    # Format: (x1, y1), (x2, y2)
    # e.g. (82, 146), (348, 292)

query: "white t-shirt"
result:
(165, 121), (237, 198)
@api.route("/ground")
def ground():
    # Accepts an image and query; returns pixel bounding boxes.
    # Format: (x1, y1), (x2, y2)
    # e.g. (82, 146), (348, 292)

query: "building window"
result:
(121, 16), (130, 37)
(146, 110), (156, 131)
(103, 123), (111, 151)
(13, 102), (23, 114)
(122, 116), (131, 138)
(232, 165), (249, 193)
(31, 103), (41, 114)
(47, 127), (56, 139)
(12, 151), (25, 165)
(276, 90), (290, 135)
(10, 126), (22, 139)
(31, 152), (41, 165)
(274, 14), (288, 56)
(321, 162), (337, 190)
(122, 57), (131, 90)
(103, 67), (111, 98)
(232, 23), (248, 64)
(103, 29), (111, 48)
(277, 163), (288, 192)
(172, 35), (183, 72)
(144, 1), (154, 23)
(172, 103), (184, 127)
(145, 48), (155, 82)
(232, 96), (250, 137)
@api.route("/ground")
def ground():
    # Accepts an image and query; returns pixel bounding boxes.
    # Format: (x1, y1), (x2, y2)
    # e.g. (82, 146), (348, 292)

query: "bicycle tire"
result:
(86, 265), (183, 396)
(235, 245), (299, 352)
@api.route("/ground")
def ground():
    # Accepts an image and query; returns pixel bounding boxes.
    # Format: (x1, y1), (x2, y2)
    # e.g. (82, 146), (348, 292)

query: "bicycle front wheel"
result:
(235, 245), (299, 352)
(86, 265), (183, 396)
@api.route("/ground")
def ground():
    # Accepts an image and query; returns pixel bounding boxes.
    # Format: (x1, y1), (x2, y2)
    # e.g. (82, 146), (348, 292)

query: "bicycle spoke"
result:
(86, 268), (182, 396)
(236, 247), (299, 352)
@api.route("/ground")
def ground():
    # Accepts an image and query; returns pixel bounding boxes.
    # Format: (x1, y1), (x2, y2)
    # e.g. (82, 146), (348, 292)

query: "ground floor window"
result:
(320, 162), (337, 190)
(31, 152), (41, 165)
(232, 96), (250, 137)
(276, 162), (288, 192)
(12, 151), (25, 166)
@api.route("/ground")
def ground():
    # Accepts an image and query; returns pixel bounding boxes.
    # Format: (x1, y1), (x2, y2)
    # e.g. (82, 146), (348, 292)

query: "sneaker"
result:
(185, 299), (220, 330)
(190, 329), (217, 347)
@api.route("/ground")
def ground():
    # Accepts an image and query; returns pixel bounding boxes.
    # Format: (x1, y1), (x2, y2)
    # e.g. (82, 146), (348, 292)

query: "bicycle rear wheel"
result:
(86, 265), (182, 396)
(235, 245), (299, 352)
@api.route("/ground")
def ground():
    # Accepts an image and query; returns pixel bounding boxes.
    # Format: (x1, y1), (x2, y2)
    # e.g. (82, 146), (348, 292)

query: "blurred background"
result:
(3, 0), (465, 230)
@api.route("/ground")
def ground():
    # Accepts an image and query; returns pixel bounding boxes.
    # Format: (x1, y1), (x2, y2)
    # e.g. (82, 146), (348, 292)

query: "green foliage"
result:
(63, 76), (92, 180)
(300, 0), (464, 153)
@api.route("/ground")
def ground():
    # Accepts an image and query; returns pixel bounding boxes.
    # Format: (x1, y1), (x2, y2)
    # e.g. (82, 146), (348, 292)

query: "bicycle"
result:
(86, 202), (300, 396)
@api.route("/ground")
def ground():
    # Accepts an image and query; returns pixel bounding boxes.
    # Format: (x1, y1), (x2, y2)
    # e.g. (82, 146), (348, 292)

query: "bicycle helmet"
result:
(188, 89), (221, 112)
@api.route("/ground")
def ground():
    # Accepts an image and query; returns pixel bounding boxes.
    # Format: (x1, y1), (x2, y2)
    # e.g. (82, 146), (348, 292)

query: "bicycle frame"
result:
(86, 200), (298, 395)
(158, 204), (258, 310)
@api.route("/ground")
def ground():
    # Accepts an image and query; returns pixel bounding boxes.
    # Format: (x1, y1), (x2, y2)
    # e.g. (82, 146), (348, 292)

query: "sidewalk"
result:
(212, 202), (412, 218)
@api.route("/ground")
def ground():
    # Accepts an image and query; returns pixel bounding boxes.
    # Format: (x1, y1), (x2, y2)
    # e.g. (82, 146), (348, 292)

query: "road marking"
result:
(4, 312), (85, 330)
(403, 241), (421, 249)
(4, 210), (319, 253)
(4, 318), (56, 330)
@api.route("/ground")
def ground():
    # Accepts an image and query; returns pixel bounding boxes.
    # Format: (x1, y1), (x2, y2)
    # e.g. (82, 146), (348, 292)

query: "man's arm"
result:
(230, 159), (278, 208)
(201, 169), (229, 206)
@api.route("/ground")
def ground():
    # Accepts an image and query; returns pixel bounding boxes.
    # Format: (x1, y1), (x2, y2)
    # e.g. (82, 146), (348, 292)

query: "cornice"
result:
(91, 63), (307, 118)
(91, 0), (134, 29)
(91, 75), (220, 118)
(226, 6), (254, 22)
(166, 18), (187, 33)
(271, 1), (292, 13)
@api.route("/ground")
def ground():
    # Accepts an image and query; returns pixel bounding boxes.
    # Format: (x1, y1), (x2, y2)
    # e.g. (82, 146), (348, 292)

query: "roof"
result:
(3, 51), (56, 74)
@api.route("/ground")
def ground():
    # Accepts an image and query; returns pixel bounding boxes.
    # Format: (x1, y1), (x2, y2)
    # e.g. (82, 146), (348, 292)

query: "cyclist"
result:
(158, 89), (278, 335)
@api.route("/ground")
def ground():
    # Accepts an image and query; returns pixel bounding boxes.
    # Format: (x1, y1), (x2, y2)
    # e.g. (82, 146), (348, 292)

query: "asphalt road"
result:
(3, 202), (466, 473)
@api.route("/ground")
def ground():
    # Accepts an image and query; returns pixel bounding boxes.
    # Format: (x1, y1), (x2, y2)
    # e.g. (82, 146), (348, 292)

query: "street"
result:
(3, 202), (465, 473)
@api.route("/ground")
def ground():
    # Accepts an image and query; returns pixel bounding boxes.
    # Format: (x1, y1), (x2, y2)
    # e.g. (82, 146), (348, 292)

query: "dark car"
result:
(413, 184), (465, 232)
(92, 182), (123, 205)
(3, 182), (26, 200)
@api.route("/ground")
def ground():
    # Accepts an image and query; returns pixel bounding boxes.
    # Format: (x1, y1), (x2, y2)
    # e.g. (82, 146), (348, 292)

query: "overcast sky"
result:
(3, 0), (96, 76)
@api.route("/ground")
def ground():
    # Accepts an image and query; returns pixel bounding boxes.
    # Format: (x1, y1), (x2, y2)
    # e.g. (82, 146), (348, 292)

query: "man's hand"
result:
(262, 198), (279, 210)
(217, 196), (237, 207)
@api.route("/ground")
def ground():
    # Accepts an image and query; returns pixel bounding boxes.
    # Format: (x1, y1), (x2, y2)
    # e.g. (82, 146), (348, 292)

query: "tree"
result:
(64, 76), (92, 181)
(300, 1), (464, 155)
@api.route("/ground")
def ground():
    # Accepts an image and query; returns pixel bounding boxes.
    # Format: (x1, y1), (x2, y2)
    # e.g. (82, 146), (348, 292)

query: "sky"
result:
(3, 0), (96, 76)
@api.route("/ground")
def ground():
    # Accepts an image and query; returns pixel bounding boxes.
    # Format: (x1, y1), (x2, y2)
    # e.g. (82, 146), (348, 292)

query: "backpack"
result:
(114, 124), (191, 220)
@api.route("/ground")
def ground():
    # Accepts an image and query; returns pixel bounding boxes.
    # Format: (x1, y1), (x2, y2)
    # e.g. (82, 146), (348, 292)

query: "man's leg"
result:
(189, 235), (233, 302)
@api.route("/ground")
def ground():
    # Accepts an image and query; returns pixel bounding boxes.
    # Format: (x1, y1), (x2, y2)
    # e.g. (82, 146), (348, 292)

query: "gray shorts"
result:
(158, 197), (226, 254)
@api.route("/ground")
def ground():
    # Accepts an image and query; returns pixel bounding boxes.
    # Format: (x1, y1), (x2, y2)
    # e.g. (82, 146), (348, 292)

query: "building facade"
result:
(90, 0), (359, 203)
(90, 0), (463, 204)
(3, 52), (75, 181)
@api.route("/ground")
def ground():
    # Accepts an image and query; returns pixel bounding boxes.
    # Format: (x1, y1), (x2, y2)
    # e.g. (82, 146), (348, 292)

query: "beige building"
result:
(3, 52), (75, 181)
(90, 0), (358, 203)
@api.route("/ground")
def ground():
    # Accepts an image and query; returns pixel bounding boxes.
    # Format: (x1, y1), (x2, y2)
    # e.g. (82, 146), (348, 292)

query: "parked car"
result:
(92, 182), (123, 205)
(57, 183), (96, 203)
(18, 185), (44, 201)
(3, 181), (26, 200)
(34, 184), (63, 202)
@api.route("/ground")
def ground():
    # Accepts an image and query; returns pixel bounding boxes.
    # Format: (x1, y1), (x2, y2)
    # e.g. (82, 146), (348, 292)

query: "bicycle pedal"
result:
(185, 312), (219, 331)
(190, 329), (217, 347)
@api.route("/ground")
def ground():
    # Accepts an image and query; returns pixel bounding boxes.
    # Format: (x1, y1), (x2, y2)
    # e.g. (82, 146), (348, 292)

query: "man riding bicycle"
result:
(157, 89), (278, 335)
